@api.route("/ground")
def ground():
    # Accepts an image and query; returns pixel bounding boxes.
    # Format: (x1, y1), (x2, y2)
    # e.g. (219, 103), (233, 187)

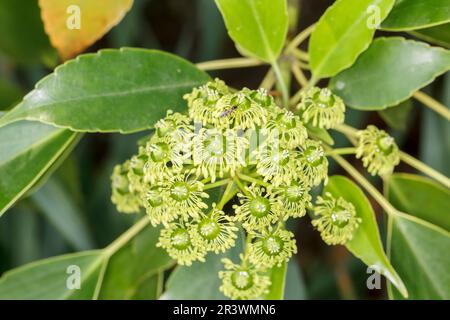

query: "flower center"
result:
(113, 174), (129, 194)
(205, 134), (224, 157)
(170, 182), (190, 201)
(262, 235), (284, 256)
(170, 228), (191, 250)
(376, 136), (394, 155)
(231, 269), (254, 290)
(286, 185), (303, 202)
(150, 142), (170, 162)
(147, 190), (163, 207)
(304, 146), (323, 167)
(314, 88), (335, 108)
(198, 218), (221, 240)
(331, 205), (351, 228)
(249, 196), (271, 218)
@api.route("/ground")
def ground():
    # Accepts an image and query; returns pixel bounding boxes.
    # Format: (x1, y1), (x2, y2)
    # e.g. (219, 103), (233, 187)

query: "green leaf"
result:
(215, 0), (288, 63)
(0, 250), (104, 299)
(309, 0), (395, 79)
(388, 174), (450, 233)
(0, 49), (210, 133)
(264, 263), (287, 300)
(330, 37), (450, 110)
(378, 100), (412, 131)
(387, 174), (450, 299)
(284, 260), (307, 299)
(98, 225), (173, 299)
(31, 178), (94, 251)
(324, 175), (408, 297)
(409, 23), (450, 49)
(382, 0), (450, 31)
(0, 221), (173, 299)
(0, 0), (55, 66)
(0, 121), (79, 216)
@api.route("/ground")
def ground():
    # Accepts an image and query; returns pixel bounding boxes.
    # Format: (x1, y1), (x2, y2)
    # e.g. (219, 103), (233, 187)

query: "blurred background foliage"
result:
(0, 0), (448, 299)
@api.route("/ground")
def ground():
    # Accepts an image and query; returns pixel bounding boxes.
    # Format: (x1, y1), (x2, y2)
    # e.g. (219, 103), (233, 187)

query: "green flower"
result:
(158, 223), (207, 266)
(192, 128), (248, 182)
(264, 107), (308, 149)
(270, 179), (312, 219)
(297, 139), (328, 186)
(143, 186), (178, 226)
(111, 161), (141, 214)
(297, 87), (345, 129)
(255, 142), (301, 186)
(191, 205), (238, 253)
(144, 135), (187, 184)
(233, 184), (279, 232)
(248, 227), (297, 268)
(165, 173), (209, 220)
(184, 78), (230, 126)
(214, 88), (270, 130)
(219, 256), (271, 300)
(312, 192), (361, 245)
(356, 125), (400, 176)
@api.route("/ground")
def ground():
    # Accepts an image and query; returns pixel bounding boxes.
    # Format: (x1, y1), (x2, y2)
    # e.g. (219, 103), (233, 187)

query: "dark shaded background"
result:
(0, 0), (449, 299)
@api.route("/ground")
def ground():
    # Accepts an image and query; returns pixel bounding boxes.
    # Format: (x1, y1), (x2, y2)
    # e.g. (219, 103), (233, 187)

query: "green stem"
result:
(334, 123), (358, 137)
(238, 173), (270, 188)
(103, 217), (149, 257)
(272, 60), (289, 108)
(203, 178), (230, 190)
(291, 63), (308, 88)
(325, 147), (356, 156)
(413, 91), (450, 121)
(233, 175), (250, 196)
(259, 68), (276, 90)
(216, 181), (238, 210)
(196, 57), (266, 71)
(400, 151), (450, 189)
(289, 75), (319, 106)
(330, 153), (398, 216)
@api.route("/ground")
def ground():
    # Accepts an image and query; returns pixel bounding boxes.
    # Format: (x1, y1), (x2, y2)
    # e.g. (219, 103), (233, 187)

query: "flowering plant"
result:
(0, 0), (449, 301)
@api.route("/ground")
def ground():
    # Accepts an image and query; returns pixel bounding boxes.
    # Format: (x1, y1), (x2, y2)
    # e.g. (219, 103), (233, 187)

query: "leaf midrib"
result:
(313, 0), (388, 77)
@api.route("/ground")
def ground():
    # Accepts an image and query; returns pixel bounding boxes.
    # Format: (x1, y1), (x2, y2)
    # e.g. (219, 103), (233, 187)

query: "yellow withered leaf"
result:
(38, 0), (133, 60)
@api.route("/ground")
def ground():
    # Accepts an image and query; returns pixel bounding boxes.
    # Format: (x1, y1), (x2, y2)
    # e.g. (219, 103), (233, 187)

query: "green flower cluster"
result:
(110, 80), (371, 299)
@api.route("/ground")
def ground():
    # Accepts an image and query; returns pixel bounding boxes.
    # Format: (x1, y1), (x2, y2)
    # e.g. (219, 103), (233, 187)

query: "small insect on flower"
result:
(158, 222), (207, 266)
(312, 192), (362, 245)
(184, 78), (230, 126)
(297, 87), (345, 129)
(191, 205), (238, 253)
(248, 227), (297, 268)
(111, 161), (142, 214)
(219, 256), (271, 300)
(220, 105), (238, 118)
(233, 184), (280, 232)
(356, 125), (400, 176)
